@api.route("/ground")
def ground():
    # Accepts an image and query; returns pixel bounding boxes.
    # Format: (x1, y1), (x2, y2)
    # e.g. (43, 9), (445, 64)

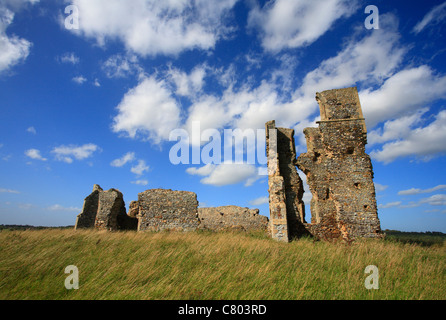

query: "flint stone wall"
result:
(135, 189), (200, 232)
(265, 120), (307, 242)
(75, 184), (137, 231)
(296, 87), (382, 241)
(265, 87), (383, 242)
(198, 206), (268, 232)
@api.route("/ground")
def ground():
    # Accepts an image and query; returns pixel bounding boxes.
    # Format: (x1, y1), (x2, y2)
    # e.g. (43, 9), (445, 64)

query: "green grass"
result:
(0, 229), (444, 300)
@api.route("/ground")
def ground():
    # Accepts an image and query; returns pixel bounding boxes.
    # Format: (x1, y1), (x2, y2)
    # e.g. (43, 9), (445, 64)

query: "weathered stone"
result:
(265, 120), (307, 242)
(296, 87), (383, 241)
(128, 200), (139, 218)
(135, 189), (200, 232)
(265, 87), (383, 242)
(75, 188), (100, 229)
(198, 206), (268, 232)
(74, 185), (137, 231)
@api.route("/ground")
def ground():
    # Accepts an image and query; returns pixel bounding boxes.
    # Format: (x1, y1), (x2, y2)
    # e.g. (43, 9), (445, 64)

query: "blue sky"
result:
(0, 0), (445, 232)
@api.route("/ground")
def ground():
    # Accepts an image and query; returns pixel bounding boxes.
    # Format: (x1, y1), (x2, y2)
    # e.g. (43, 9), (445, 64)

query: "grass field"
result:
(0, 228), (444, 300)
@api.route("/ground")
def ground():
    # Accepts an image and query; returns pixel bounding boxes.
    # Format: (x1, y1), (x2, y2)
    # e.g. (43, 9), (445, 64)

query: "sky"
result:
(0, 0), (445, 232)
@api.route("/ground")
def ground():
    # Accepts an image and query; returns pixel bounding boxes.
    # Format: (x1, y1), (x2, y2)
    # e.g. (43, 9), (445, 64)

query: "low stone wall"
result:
(198, 206), (268, 232)
(134, 189), (200, 232)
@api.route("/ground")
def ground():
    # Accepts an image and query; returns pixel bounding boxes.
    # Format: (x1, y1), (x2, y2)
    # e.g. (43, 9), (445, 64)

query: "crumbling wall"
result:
(265, 120), (306, 242)
(75, 184), (101, 229)
(265, 87), (382, 242)
(75, 184), (137, 231)
(198, 206), (268, 232)
(133, 189), (200, 232)
(296, 87), (382, 241)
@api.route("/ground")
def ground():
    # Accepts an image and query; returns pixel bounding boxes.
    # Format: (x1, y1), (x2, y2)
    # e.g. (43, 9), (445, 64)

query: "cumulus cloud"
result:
(248, 0), (359, 52)
(184, 13), (410, 140)
(109, 11), (446, 168)
(51, 143), (99, 163)
(167, 65), (207, 98)
(112, 76), (182, 144)
(130, 160), (149, 176)
(186, 163), (216, 177)
(0, 8), (32, 74)
(67, 0), (238, 57)
(360, 66), (446, 128)
(370, 110), (446, 163)
(368, 108), (427, 146)
(186, 162), (260, 187)
(110, 152), (136, 167)
(25, 148), (47, 161)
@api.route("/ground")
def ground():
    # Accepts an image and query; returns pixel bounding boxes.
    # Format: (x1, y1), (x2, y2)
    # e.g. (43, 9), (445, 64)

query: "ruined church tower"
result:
(266, 87), (383, 242)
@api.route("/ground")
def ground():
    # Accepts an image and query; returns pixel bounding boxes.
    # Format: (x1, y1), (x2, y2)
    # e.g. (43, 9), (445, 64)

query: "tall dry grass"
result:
(0, 229), (444, 299)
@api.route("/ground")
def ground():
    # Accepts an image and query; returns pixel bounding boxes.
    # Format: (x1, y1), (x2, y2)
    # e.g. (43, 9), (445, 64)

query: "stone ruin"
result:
(130, 189), (200, 232)
(266, 87), (383, 242)
(75, 187), (268, 233)
(75, 86), (382, 243)
(75, 184), (137, 231)
(198, 206), (268, 232)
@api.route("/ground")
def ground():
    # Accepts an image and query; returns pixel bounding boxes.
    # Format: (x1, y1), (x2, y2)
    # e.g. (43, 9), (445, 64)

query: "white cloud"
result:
(1, 0), (40, 12)
(368, 108), (427, 146)
(378, 201), (402, 209)
(419, 194), (446, 206)
(412, 1), (446, 34)
(47, 204), (81, 212)
(131, 179), (149, 186)
(110, 152), (136, 167)
(93, 78), (100, 87)
(249, 196), (268, 206)
(26, 126), (36, 135)
(0, 188), (20, 194)
(187, 162), (260, 187)
(168, 65), (207, 98)
(186, 163), (216, 176)
(72, 75), (87, 84)
(370, 110), (446, 163)
(108, 11), (446, 172)
(179, 14), (414, 157)
(102, 54), (141, 78)
(51, 143), (99, 163)
(300, 13), (405, 97)
(398, 185), (446, 196)
(59, 52), (79, 64)
(374, 183), (388, 193)
(130, 160), (149, 176)
(0, 8), (32, 74)
(25, 148), (47, 161)
(248, 0), (359, 52)
(360, 66), (446, 128)
(68, 0), (238, 57)
(112, 76), (182, 144)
